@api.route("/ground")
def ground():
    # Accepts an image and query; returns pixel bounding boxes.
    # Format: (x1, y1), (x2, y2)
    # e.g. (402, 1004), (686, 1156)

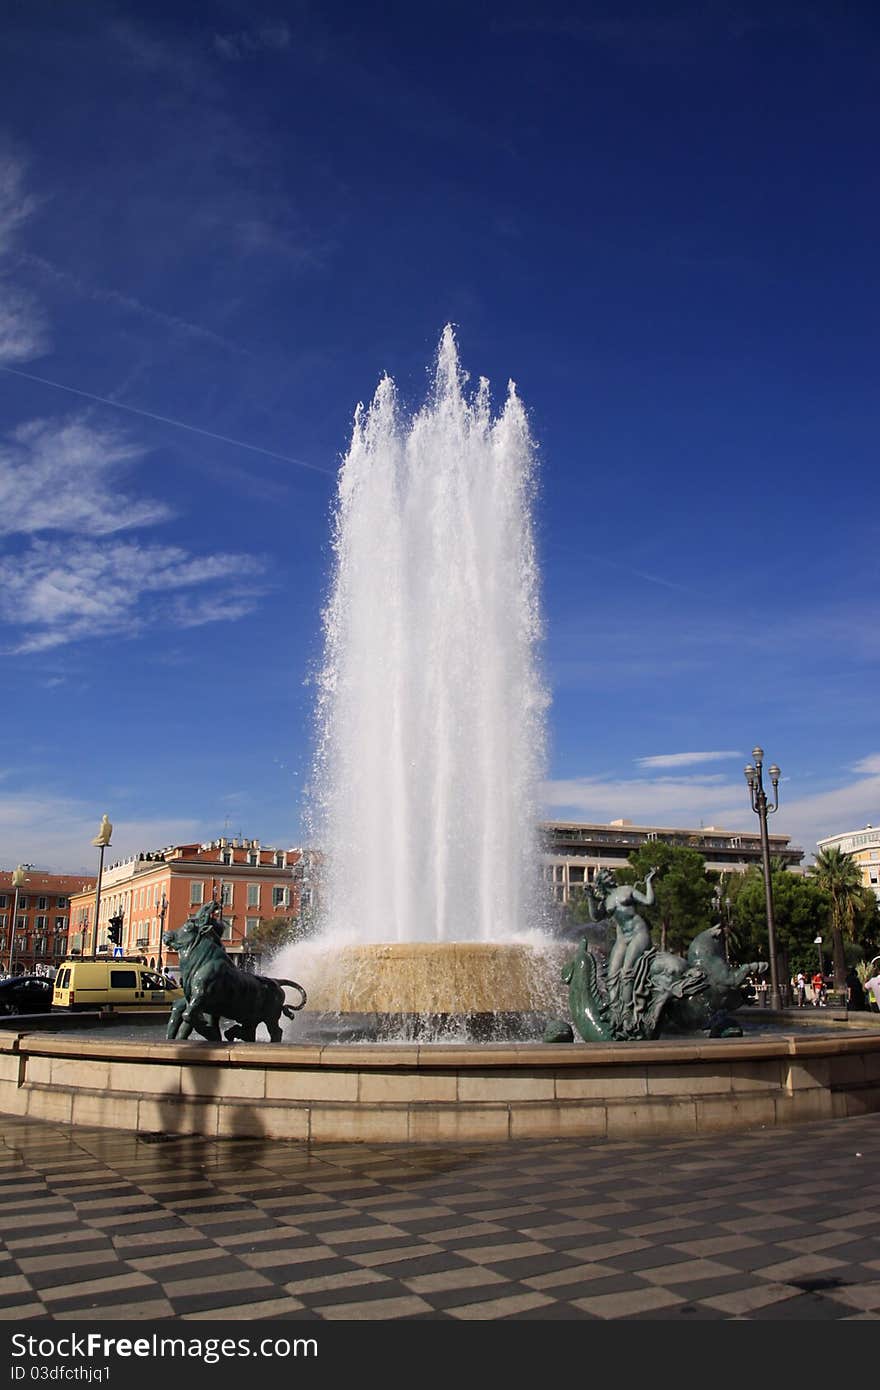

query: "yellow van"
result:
(52, 959), (184, 1012)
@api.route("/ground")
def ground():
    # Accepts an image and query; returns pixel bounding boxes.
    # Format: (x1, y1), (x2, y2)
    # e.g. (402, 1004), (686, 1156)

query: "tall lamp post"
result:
(6, 865), (27, 975)
(814, 935), (824, 977)
(157, 892), (168, 976)
(713, 874), (733, 964)
(90, 814), (113, 957)
(744, 749), (784, 1010)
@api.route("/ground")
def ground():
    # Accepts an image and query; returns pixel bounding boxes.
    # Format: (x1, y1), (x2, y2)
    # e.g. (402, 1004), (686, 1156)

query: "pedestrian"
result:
(846, 967), (866, 1011)
(757, 976), (769, 1007)
(796, 971), (807, 1007)
(863, 971), (880, 1012)
(812, 970), (825, 1006)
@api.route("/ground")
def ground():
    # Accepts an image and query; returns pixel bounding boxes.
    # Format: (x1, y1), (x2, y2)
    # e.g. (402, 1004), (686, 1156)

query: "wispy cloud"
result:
(109, 20), (205, 87)
(0, 152), (48, 364)
(636, 750), (743, 769)
(852, 754), (880, 775)
(543, 756), (880, 862)
(0, 793), (209, 875)
(0, 539), (267, 653)
(0, 415), (170, 536)
(0, 367), (329, 475)
(17, 251), (245, 356)
(0, 289), (49, 364)
(0, 152), (37, 253)
(542, 773), (745, 828)
(213, 24), (291, 61)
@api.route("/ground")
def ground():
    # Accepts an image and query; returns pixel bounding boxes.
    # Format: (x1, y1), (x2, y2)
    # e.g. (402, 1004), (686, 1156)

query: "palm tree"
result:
(810, 847), (864, 991)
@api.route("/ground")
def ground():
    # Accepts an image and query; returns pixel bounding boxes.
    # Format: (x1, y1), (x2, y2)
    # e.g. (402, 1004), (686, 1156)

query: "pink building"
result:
(0, 869), (96, 975)
(67, 838), (319, 971)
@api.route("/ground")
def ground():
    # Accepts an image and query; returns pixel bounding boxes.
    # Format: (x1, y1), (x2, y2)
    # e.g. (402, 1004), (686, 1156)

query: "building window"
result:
(37, 896), (47, 911)
(272, 886), (289, 909)
(18, 897), (28, 911)
(221, 883), (233, 907)
(246, 917), (259, 935)
(221, 850), (232, 865)
(0, 896), (6, 909)
(54, 917), (66, 931)
(248, 852), (259, 867)
(55, 937), (67, 955)
(35, 937), (47, 955)
(35, 916), (47, 931)
(56, 897), (68, 908)
(274, 852), (285, 868)
(15, 916), (26, 932)
(0, 915), (6, 930)
(190, 882), (204, 906)
(247, 884), (260, 907)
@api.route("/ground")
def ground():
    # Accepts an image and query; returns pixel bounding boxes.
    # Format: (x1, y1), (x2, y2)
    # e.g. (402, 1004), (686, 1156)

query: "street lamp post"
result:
(713, 874), (733, 964)
(90, 815), (113, 957)
(157, 892), (168, 976)
(814, 935), (824, 977)
(745, 748), (784, 1010)
(6, 865), (27, 975)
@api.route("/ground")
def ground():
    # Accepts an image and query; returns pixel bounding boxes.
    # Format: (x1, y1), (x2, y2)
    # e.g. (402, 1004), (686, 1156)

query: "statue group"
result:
(550, 868), (768, 1043)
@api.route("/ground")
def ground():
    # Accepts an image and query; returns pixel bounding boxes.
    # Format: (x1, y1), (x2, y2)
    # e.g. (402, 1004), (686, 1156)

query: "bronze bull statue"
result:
(163, 901), (307, 1043)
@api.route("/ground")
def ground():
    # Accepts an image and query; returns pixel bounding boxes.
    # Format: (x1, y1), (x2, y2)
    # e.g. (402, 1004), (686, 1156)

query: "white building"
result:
(816, 824), (880, 904)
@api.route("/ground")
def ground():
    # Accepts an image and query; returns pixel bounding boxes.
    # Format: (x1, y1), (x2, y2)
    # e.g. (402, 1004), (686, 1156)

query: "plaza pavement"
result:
(1, 1109), (879, 1321)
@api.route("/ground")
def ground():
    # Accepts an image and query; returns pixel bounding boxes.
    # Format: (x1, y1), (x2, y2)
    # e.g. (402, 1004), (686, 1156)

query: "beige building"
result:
(816, 824), (880, 905)
(541, 818), (803, 906)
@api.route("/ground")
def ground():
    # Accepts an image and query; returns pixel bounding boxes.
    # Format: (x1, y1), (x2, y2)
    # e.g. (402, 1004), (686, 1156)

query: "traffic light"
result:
(107, 915), (123, 946)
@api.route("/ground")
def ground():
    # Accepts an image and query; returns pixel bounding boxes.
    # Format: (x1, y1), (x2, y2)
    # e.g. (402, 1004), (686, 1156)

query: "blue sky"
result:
(1, 0), (878, 874)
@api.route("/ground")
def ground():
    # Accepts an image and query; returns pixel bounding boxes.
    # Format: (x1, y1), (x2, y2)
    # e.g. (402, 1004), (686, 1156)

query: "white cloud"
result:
(0, 539), (267, 653)
(0, 415), (171, 536)
(0, 794), (210, 875)
(542, 758), (880, 864)
(636, 750), (743, 769)
(0, 152), (48, 364)
(852, 754), (880, 775)
(0, 154), (36, 253)
(0, 286), (49, 364)
(542, 773), (746, 828)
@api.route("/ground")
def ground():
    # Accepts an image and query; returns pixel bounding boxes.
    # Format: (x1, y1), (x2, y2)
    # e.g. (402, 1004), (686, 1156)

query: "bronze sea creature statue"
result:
(550, 870), (768, 1043)
(164, 900), (307, 1043)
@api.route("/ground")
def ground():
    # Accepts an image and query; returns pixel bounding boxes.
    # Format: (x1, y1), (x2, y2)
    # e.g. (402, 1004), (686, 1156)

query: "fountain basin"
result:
(3, 1020), (880, 1143)
(294, 939), (569, 1040)
(301, 941), (565, 1013)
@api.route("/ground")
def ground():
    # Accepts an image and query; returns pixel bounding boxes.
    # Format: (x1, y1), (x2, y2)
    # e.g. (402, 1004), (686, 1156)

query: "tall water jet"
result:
(287, 329), (559, 1033)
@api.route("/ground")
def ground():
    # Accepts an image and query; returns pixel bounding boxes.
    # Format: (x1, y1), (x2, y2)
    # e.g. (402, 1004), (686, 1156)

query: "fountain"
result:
(2, 331), (879, 1142)
(275, 326), (566, 1038)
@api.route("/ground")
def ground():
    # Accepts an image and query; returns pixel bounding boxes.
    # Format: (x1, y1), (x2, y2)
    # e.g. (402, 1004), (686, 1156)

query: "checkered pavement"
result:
(1, 1111), (879, 1320)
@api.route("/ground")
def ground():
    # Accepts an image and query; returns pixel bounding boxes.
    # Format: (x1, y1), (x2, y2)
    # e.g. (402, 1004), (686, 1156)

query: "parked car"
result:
(0, 974), (56, 1015)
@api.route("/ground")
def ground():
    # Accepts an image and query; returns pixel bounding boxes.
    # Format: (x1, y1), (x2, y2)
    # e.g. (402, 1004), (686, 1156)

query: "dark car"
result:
(0, 974), (55, 1015)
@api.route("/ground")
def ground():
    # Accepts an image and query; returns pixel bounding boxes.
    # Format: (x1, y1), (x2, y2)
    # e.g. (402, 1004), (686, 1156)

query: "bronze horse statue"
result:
(164, 901), (307, 1043)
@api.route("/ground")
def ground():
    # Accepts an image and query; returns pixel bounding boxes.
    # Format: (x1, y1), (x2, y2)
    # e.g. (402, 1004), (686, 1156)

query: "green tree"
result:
(810, 847), (870, 991)
(246, 912), (315, 962)
(726, 864), (828, 977)
(617, 842), (715, 954)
